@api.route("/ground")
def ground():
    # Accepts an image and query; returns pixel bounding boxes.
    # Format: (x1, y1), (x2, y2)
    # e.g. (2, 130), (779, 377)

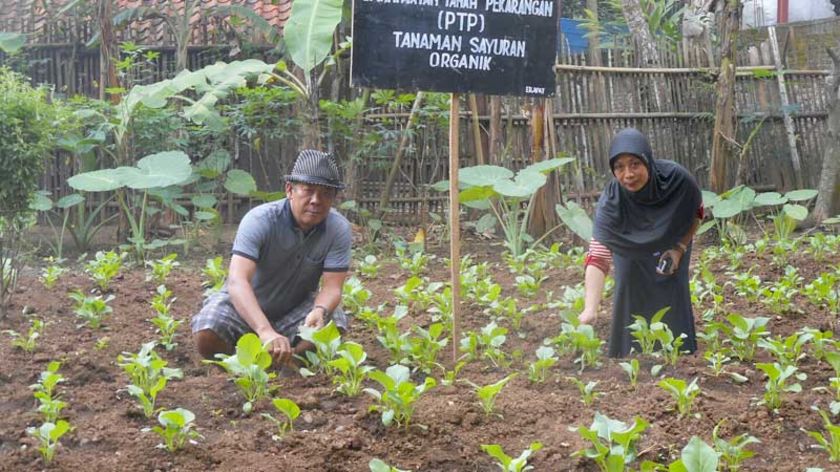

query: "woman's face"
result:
(612, 154), (650, 192)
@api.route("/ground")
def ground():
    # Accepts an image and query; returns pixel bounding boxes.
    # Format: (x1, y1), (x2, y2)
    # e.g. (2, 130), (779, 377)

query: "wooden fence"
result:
(12, 20), (840, 224)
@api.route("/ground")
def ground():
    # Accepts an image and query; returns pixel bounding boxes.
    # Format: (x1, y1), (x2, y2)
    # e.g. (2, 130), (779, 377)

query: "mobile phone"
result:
(657, 256), (673, 274)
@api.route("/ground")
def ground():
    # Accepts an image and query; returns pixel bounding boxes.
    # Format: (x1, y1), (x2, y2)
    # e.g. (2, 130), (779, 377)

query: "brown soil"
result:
(1, 236), (839, 471)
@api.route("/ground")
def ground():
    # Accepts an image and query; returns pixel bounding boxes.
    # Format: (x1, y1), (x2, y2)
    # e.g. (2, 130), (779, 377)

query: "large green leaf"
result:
(459, 185), (496, 203)
(192, 194), (218, 209)
(224, 169), (257, 196)
(782, 203), (808, 221)
(129, 151), (193, 189)
(57, 193), (85, 209)
(493, 171), (547, 198)
(784, 189), (818, 202)
(460, 165), (514, 188)
(67, 168), (124, 192)
(679, 436), (718, 472)
(701, 190), (720, 208)
(753, 192), (786, 206)
(711, 198), (744, 219)
(29, 191), (53, 211)
(521, 157), (575, 175)
(284, 0), (344, 74)
(0, 32), (25, 54)
(556, 201), (593, 241)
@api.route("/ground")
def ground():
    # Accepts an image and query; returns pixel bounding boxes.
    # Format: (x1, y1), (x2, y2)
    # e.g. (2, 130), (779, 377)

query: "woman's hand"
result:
(578, 308), (598, 325)
(657, 248), (683, 276)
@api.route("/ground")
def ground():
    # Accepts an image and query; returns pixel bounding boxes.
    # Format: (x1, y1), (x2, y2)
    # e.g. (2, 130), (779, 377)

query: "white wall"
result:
(742, 0), (836, 28)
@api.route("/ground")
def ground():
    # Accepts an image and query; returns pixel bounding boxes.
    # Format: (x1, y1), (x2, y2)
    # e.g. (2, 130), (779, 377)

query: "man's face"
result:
(285, 182), (337, 231)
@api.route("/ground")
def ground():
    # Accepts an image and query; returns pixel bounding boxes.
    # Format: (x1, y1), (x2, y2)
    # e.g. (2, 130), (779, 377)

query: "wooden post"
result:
(448, 93), (462, 364)
(469, 94), (486, 165)
(769, 26), (804, 189)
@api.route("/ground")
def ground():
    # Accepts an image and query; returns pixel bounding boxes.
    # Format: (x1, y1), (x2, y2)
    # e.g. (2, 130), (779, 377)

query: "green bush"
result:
(0, 67), (61, 316)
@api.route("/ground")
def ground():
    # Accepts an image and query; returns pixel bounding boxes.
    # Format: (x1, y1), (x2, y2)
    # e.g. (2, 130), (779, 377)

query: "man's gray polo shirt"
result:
(224, 198), (351, 320)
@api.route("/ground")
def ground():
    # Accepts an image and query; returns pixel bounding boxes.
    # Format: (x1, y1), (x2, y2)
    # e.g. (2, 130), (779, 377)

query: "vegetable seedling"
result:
(205, 333), (276, 414)
(364, 364), (436, 429)
(3, 317), (44, 352)
(146, 253), (179, 284)
(566, 377), (604, 406)
(475, 374), (516, 416)
(118, 341), (183, 417)
(713, 420), (760, 471)
(527, 345), (557, 383)
(145, 408), (202, 452)
(327, 341), (373, 396)
(69, 290), (114, 329)
(480, 441), (543, 472)
(657, 377), (701, 418)
(619, 359), (639, 387)
(27, 420), (70, 465)
(202, 256), (227, 295)
(261, 398), (300, 439)
(84, 250), (124, 291)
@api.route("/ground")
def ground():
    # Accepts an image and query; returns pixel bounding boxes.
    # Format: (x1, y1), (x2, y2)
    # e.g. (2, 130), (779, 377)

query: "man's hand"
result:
(578, 308), (597, 325)
(303, 306), (327, 329)
(657, 249), (683, 276)
(258, 329), (292, 366)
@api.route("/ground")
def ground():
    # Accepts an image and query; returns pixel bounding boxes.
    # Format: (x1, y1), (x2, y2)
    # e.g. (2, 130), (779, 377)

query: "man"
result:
(192, 149), (352, 366)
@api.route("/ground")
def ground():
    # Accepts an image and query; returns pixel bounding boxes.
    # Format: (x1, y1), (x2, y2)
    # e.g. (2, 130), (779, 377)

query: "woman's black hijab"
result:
(593, 128), (701, 257)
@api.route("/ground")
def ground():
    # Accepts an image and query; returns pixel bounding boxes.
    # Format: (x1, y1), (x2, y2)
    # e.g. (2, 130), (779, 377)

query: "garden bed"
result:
(1, 235), (839, 471)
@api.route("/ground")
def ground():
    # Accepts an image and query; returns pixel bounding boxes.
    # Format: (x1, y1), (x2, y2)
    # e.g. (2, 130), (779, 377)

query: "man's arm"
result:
(228, 254), (293, 364)
(303, 271), (348, 329)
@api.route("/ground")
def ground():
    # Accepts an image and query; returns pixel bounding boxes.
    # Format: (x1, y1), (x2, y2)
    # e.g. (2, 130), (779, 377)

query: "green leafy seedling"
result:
(476, 374), (516, 416)
(480, 441), (543, 472)
(570, 412), (649, 472)
(358, 254), (381, 278)
(657, 377), (701, 418)
(84, 250), (124, 291)
(40, 263), (67, 289)
(118, 341), (183, 417)
(619, 359), (639, 387)
(27, 420), (70, 465)
(327, 341), (373, 396)
(261, 398), (300, 439)
(298, 320), (342, 376)
(369, 458), (411, 472)
(205, 333), (276, 414)
(804, 408), (840, 462)
(30, 361), (67, 423)
(146, 408), (202, 452)
(364, 364), (436, 429)
(149, 285), (183, 351)
(342, 276), (372, 315)
(566, 376), (604, 406)
(69, 290), (114, 329)
(755, 362), (805, 411)
(527, 345), (557, 383)
(146, 253), (179, 284)
(202, 256), (227, 295)
(4, 318), (44, 352)
(713, 420), (760, 471)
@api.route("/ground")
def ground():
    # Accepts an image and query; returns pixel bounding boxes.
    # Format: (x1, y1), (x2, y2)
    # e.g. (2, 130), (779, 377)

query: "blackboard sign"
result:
(351, 0), (558, 97)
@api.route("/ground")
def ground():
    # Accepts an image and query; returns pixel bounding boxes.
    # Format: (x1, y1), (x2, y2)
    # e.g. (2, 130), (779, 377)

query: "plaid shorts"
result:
(191, 291), (348, 347)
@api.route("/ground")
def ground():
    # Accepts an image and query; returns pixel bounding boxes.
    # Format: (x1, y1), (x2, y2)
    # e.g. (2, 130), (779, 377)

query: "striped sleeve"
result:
(584, 239), (612, 274)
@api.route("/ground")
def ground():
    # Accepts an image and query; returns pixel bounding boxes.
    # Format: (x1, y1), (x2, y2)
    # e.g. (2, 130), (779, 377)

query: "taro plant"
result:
(713, 420), (760, 471)
(480, 441), (543, 472)
(433, 158), (575, 257)
(657, 377), (701, 418)
(570, 412), (649, 472)
(297, 321), (342, 377)
(146, 252), (179, 284)
(69, 290), (114, 329)
(755, 362), (805, 411)
(40, 261), (67, 289)
(118, 341), (183, 418)
(149, 285), (183, 351)
(30, 361), (67, 423)
(261, 398), (301, 439)
(804, 407), (840, 462)
(27, 420), (71, 466)
(619, 359), (639, 388)
(364, 364), (436, 429)
(4, 317), (44, 352)
(751, 188), (818, 242)
(204, 333), (276, 414)
(566, 377), (603, 406)
(527, 345), (558, 383)
(145, 408), (201, 452)
(327, 341), (373, 397)
(475, 374), (516, 416)
(202, 256), (227, 295)
(84, 250), (125, 291)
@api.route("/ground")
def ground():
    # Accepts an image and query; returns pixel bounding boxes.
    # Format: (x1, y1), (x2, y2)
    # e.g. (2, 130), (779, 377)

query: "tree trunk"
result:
(709, 0), (740, 193)
(175, 0), (191, 73)
(620, 0), (666, 109)
(527, 99), (552, 237)
(98, 0), (119, 103)
(814, 46), (840, 222)
(343, 88), (370, 204)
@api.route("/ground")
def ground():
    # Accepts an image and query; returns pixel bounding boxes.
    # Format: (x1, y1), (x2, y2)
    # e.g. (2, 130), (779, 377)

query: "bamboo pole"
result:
(448, 93), (461, 364)
(769, 26), (804, 189)
(553, 64), (830, 75)
(469, 94), (485, 165)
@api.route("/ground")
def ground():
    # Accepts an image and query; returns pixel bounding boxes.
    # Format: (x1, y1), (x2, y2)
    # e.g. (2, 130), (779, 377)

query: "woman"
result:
(578, 128), (703, 358)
